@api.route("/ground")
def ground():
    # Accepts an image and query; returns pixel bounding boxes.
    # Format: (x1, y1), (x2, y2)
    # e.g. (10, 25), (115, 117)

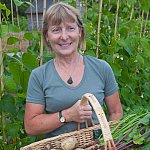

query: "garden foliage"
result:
(0, 0), (149, 149)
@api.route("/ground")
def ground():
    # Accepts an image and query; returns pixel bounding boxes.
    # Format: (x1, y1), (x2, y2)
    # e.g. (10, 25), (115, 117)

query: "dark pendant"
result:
(67, 76), (73, 84)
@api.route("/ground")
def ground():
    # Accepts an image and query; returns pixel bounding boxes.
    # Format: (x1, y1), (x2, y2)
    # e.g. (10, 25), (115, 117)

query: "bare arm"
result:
(24, 103), (63, 136)
(24, 101), (92, 136)
(105, 91), (123, 121)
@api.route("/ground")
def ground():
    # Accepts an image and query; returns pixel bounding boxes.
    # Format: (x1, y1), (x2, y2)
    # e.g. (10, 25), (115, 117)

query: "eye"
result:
(68, 26), (76, 31)
(51, 27), (61, 33)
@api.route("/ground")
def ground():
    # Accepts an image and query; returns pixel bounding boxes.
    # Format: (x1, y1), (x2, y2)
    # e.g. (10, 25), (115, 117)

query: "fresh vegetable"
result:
(99, 112), (150, 149)
(61, 137), (78, 150)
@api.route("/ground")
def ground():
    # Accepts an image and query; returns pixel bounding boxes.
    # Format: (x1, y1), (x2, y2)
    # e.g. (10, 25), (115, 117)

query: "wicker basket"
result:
(20, 93), (117, 150)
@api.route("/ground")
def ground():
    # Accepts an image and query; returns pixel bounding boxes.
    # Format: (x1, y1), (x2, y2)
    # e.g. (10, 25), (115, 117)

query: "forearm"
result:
(25, 112), (63, 136)
(108, 112), (123, 121)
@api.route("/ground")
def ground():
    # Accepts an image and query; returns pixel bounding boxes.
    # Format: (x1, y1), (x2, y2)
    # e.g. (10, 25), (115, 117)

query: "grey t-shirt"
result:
(26, 55), (119, 137)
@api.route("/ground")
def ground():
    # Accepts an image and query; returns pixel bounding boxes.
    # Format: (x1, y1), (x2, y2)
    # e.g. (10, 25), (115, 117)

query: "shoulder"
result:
(84, 55), (111, 69)
(30, 60), (54, 80)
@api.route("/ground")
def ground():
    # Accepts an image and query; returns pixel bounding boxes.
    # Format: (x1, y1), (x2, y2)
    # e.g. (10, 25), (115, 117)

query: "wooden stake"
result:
(39, 0), (46, 66)
(11, 0), (14, 25)
(96, 0), (103, 58)
(30, 0), (34, 30)
(36, 0), (39, 30)
(143, 10), (149, 35)
(85, 0), (87, 19)
(16, 5), (22, 52)
(130, 3), (134, 20)
(114, 0), (119, 36)
(16, 5), (20, 27)
(140, 10), (144, 38)
(0, 10), (6, 150)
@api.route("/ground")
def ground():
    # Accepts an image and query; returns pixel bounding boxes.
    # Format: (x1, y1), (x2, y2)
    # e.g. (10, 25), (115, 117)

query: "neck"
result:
(55, 52), (81, 68)
(54, 53), (82, 85)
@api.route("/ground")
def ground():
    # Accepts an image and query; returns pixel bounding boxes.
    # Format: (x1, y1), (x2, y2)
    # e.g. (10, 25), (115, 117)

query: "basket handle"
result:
(78, 93), (116, 150)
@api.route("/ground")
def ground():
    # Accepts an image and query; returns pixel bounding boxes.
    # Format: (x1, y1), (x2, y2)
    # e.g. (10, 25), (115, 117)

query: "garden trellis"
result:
(0, 0), (150, 149)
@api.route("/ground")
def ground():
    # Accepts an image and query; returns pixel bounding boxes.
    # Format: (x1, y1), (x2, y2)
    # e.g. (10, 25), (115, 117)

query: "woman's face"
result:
(47, 20), (81, 56)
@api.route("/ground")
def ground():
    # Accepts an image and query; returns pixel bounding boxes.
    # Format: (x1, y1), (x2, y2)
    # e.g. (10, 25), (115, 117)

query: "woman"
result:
(24, 2), (123, 138)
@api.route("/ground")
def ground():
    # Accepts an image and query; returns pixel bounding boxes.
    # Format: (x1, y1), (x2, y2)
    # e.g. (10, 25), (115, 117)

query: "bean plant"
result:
(0, 0), (149, 149)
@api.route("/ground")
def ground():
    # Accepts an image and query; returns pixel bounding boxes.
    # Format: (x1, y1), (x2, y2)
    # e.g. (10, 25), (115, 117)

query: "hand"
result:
(65, 100), (92, 123)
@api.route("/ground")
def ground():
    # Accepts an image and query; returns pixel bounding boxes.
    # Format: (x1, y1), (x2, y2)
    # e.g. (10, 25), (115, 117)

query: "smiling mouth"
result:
(59, 43), (72, 47)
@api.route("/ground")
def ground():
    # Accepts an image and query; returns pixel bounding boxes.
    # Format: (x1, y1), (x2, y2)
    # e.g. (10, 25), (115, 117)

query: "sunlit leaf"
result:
(23, 32), (33, 40)
(7, 37), (20, 45)
(22, 52), (39, 70)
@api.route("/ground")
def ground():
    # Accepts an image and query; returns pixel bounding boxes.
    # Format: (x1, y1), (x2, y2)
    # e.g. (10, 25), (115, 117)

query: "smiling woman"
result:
(24, 2), (123, 138)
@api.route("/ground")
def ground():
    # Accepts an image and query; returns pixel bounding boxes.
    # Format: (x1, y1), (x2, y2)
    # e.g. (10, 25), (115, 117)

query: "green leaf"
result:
(7, 47), (20, 53)
(1, 95), (16, 114)
(8, 62), (22, 85)
(4, 75), (17, 93)
(0, 3), (10, 18)
(22, 52), (39, 70)
(140, 38), (150, 57)
(8, 24), (20, 33)
(25, 2), (34, 7)
(23, 32), (33, 40)
(119, 26), (129, 38)
(117, 37), (137, 56)
(104, 16), (109, 26)
(0, 25), (8, 38)
(136, 54), (144, 65)
(121, 87), (130, 100)
(140, 142), (150, 150)
(6, 123), (21, 139)
(84, 49), (96, 57)
(139, 0), (150, 12)
(111, 63), (122, 76)
(32, 31), (41, 41)
(134, 136), (145, 145)
(139, 114), (150, 125)
(20, 70), (30, 93)
(13, 0), (24, 6)
(7, 37), (20, 45)
(87, 8), (94, 19)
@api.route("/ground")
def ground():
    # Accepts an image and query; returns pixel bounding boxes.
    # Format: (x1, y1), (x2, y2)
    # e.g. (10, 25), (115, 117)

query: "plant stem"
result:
(117, 130), (150, 149)
(96, 0), (103, 58)
(114, 0), (119, 36)
(113, 113), (147, 138)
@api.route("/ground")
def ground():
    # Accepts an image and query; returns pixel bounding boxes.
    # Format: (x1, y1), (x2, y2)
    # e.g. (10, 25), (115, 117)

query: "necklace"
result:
(55, 54), (80, 85)
(67, 76), (73, 84)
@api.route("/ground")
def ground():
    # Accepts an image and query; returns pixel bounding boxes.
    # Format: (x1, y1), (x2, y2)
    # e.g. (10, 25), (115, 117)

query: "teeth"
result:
(61, 44), (69, 46)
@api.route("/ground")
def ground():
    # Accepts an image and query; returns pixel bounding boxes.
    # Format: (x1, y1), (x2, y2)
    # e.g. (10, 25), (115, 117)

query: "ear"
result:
(45, 32), (49, 42)
(79, 29), (82, 37)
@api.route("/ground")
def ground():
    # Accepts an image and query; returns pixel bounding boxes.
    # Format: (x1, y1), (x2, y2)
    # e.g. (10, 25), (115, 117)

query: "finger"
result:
(82, 105), (92, 111)
(82, 110), (92, 116)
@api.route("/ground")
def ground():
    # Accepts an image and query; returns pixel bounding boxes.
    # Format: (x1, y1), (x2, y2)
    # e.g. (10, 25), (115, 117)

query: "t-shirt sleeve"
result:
(103, 61), (119, 96)
(26, 70), (45, 105)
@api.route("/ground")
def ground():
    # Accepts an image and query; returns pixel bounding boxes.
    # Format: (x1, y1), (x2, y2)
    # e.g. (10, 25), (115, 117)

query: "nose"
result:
(60, 29), (69, 41)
